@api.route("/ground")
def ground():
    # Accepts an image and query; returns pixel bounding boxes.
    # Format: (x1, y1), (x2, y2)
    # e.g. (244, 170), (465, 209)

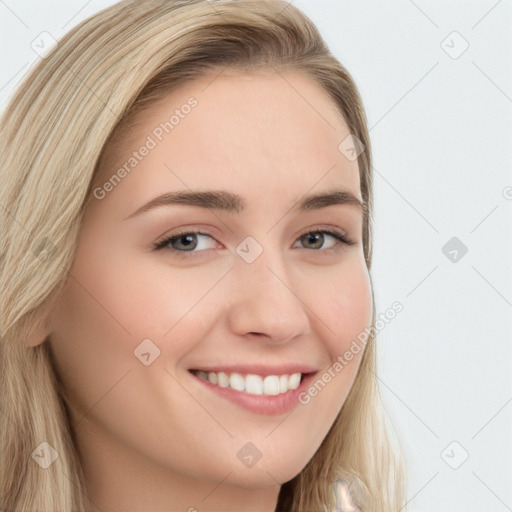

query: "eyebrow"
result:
(124, 188), (366, 220)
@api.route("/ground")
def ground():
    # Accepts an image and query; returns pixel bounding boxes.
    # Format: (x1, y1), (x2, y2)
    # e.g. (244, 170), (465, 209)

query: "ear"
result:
(26, 320), (51, 347)
(23, 313), (52, 347)
(23, 294), (60, 347)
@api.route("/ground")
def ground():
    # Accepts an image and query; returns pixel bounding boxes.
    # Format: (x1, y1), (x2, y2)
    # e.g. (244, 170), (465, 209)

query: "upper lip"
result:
(188, 364), (318, 376)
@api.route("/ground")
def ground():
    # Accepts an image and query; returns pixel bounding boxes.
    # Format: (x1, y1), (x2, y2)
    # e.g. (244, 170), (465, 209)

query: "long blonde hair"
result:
(0, 1), (407, 510)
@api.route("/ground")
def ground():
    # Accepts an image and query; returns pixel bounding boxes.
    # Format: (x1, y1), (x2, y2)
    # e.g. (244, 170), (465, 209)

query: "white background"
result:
(1, 1), (511, 510)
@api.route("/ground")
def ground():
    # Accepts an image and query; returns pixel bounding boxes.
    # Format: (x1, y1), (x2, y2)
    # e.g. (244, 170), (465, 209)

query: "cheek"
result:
(296, 257), (372, 417)
(48, 270), (138, 421)
(317, 256), (373, 355)
(48, 246), (233, 409)
(122, 261), (236, 361)
(47, 252), (231, 470)
(62, 235), (231, 341)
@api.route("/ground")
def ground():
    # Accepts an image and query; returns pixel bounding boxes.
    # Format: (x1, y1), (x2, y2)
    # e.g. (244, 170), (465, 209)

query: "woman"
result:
(0, 1), (407, 510)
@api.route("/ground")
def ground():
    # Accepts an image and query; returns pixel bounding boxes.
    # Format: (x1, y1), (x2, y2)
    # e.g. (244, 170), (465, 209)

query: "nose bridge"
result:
(227, 240), (311, 342)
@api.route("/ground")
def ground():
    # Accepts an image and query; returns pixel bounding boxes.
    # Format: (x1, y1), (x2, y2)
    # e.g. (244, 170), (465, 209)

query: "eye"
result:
(153, 230), (218, 253)
(294, 230), (355, 250)
(153, 228), (355, 258)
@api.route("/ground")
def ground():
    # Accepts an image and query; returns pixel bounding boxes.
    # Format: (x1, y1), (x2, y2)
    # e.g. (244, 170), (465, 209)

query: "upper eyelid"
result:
(158, 221), (351, 239)
(158, 226), (348, 241)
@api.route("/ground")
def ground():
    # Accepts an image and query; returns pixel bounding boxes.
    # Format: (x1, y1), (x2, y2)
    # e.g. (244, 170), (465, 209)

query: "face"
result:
(47, 69), (372, 502)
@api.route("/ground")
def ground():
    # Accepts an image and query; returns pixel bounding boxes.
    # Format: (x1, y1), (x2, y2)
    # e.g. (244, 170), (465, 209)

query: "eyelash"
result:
(152, 228), (355, 256)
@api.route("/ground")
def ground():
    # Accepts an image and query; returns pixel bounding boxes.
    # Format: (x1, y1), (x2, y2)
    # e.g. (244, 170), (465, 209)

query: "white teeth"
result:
(229, 373), (245, 392)
(217, 371), (229, 387)
(288, 372), (301, 390)
(245, 374), (263, 395)
(279, 374), (288, 394)
(193, 370), (303, 396)
(263, 375), (279, 395)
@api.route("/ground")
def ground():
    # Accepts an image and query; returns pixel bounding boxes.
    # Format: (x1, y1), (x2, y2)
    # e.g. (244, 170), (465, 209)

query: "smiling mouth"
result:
(189, 369), (305, 396)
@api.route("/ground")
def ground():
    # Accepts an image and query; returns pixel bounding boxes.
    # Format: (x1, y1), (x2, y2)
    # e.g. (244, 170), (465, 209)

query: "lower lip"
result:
(188, 371), (317, 416)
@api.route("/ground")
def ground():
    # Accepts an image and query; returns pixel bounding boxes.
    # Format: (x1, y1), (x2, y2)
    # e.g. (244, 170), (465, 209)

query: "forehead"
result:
(93, 69), (363, 217)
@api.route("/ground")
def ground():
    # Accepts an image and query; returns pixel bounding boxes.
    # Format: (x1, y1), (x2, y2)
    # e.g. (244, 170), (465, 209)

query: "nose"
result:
(226, 248), (311, 344)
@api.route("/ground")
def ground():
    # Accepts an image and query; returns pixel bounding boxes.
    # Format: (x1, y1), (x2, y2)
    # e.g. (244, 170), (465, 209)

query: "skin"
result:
(40, 69), (373, 512)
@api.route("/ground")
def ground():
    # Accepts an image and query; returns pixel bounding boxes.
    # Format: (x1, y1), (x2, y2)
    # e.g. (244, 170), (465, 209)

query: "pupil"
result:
(174, 234), (197, 251)
(305, 233), (323, 249)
